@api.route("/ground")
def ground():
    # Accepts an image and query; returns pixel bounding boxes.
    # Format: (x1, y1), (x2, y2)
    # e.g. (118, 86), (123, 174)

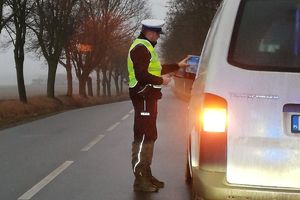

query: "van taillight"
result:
(201, 93), (228, 133)
(199, 93), (228, 171)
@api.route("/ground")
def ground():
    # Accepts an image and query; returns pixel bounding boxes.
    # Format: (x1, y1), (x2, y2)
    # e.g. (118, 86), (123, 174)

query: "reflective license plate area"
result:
(291, 115), (300, 133)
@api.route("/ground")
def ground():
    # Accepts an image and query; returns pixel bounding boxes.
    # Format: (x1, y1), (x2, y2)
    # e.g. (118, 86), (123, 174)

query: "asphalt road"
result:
(0, 88), (191, 200)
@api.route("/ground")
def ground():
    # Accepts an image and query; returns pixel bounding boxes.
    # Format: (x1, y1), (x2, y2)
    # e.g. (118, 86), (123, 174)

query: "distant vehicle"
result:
(186, 0), (300, 199)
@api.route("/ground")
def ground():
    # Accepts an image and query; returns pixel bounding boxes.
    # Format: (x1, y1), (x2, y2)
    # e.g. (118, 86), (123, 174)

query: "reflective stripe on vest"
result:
(127, 39), (162, 88)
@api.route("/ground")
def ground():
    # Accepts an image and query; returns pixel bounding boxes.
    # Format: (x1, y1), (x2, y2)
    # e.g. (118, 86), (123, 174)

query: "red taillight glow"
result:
(203, 108), (227, 132)
(201, 93), (228, 133)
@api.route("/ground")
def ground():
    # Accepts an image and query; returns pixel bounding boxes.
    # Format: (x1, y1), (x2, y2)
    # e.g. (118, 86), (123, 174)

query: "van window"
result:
(228, 0), (300, 72)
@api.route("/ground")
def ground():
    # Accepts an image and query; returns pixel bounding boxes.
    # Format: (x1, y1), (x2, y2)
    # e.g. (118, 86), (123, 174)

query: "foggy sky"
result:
(0, 0), (168, 86)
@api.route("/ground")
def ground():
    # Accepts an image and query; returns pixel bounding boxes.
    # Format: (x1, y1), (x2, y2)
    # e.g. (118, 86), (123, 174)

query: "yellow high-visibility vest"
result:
(127, 39), (162, 88)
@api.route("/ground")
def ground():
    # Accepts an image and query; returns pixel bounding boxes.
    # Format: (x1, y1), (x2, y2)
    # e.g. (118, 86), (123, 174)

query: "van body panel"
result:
(217, 67), (300, 188)
(189, 0), (300, 195)
(192, 169), (300, 200)
(200, 0), (300, 188)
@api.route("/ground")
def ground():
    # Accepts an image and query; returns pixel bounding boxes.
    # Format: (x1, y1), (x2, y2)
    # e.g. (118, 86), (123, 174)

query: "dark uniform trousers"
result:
(129, 87), (162, 188)
(131, 95), (158, 142)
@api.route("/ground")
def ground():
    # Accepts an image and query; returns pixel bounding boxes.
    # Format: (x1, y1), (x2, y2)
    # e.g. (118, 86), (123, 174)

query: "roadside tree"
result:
(58, 2), (85, 97)
(161, 0), (221, 62)
(69, 0), (149, 97)
(28, 0), (79, 98)
(4, 0), (33, 103)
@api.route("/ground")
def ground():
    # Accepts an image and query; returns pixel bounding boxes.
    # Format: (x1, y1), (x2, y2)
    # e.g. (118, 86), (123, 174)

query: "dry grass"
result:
(0, 94), (129, 130)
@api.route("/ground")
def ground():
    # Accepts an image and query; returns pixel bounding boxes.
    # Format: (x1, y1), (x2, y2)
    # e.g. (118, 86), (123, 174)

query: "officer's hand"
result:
(178, 56), (190, 68)
(162, 74), (171, 85)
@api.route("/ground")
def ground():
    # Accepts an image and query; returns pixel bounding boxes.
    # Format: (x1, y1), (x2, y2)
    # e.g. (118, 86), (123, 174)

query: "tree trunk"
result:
(102, 68), (107, 97)
(114, 73), (120, 96)
(79, 70), (92, 98)
(96, 68), (101, 96)
(47, 60), (58, 98)
(15, 54), (27, 103)
(0, 3), (2, 34)
(78, 77), (87, 98)
(14, 33), (27, 103)
(107, 82), (111, 97)
(108, 69), (112, 97)
(120, 75), (124, 94)
(66, 50), (73, 96)
(87, 76), (93, 96)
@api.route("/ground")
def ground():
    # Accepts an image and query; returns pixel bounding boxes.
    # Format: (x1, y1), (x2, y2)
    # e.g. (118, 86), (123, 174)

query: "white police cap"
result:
(141, 19), (165, 34)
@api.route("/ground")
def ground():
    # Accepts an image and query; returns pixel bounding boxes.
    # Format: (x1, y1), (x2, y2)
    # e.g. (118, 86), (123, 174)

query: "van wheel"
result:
(185, 135), (192, 184)
(192, 189), (202, 200)
(185, 151), (192, 184)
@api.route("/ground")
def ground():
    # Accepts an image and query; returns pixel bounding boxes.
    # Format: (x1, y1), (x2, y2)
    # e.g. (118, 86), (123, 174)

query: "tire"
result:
(185, 135), (192, 184)
(185, 151), (192, 184)
(187, 133), (203, 200)
(192, 189), (202, 200)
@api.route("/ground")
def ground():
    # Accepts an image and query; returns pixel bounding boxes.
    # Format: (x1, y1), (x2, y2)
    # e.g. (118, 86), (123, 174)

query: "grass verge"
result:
(0, 94), (129, 130)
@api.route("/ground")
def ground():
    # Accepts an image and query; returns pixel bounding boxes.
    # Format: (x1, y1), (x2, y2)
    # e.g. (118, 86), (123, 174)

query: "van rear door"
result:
(226, 0), (300, 189)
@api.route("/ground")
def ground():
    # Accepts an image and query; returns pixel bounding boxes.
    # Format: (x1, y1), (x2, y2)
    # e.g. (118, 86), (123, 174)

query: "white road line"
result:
(121, 114), (130, 121)
(129, 109), (134, 114)
(18, 161), (74, 200)
(106, 122), (120, 132)
(81, 134), (105, 151)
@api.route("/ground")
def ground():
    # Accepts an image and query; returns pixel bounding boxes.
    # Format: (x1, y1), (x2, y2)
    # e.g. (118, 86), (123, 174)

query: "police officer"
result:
(127, 19), (189, 192)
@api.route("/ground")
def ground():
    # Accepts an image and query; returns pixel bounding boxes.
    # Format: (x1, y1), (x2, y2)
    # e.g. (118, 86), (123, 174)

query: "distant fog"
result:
(0, 49), (65, 86)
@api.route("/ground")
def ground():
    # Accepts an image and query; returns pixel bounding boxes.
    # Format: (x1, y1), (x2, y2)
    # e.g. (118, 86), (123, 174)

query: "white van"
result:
(186, 0), (300, 199)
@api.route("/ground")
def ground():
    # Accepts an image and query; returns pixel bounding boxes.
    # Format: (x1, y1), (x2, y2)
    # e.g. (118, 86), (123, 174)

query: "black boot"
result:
(144, 142), (165, 188)
(132, 141), (158, 192)
(133, 173), (158, 192)
(150, 173), (165, 188)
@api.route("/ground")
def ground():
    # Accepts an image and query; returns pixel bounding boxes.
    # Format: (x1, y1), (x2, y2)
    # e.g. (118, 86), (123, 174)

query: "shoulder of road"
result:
(0, 94), (130, 131)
